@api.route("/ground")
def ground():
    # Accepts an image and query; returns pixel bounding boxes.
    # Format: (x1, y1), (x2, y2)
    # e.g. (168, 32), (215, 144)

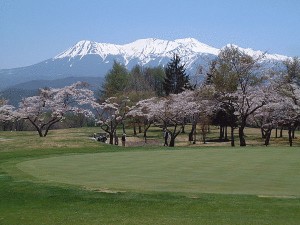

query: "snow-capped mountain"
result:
(53, 38), (288, 67)
(55, 38), (219, 60)
(0, 38), (289, 90)
(53, 38), (220, 71)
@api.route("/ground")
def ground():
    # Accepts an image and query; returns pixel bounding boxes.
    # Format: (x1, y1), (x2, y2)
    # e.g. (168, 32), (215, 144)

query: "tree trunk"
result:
(166, 125), (181, 147)
(42, 118), (62, 137)
(163, 130), (169, 146)
(144, 131), (147, 143)
(143, 123), (151, 144)
(275, 128), (278, 138)
(231, 126), (235, 147)
(43, 123), (56, 137)
(188, 131), (193, 143)
(239, 126), (246, 147)
(138, 124), (142, 133)
(261, 128), (266, 139)
(37, 129), (43, 137)
(224, 126), (228, 141)
(288, 128), (293, 147)
(264, 129), (272, 146)
(122, 122), (126, 134)
(181, 124), (185, 134)
(292, 127), (296, 139)
(193, 130), (197, 144)
(169, 136), (175, 147)
(133, 122), (137, 136)
(27, 118), (44, 137)
(189, 123), (196, 143)
(114, 132), (119, 145)
(280, 127), (283, 138)
(109, 133), (114, 145)
(202, 133), (206, 144)
(219, 126), (224, 140)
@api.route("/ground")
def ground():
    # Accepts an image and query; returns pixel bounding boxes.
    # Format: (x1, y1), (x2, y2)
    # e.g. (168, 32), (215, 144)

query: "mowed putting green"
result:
(17, 148), (300, 197)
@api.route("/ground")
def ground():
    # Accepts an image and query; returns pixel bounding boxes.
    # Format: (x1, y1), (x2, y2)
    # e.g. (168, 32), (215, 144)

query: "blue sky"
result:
(0, 0), (300, 69)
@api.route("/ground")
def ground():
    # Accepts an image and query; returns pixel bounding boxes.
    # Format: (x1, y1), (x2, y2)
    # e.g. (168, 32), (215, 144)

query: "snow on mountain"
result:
(222, 44), (288, 61)
(53, 38), (288, 75)
(0, 38), (290, 91)
(54, 38), (220, 64)
(54, 40), (122, 59)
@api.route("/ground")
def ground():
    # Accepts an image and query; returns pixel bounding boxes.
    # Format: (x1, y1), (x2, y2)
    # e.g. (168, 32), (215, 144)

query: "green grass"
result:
(17, 148), (300, 196)
(1, 128), (300, 224)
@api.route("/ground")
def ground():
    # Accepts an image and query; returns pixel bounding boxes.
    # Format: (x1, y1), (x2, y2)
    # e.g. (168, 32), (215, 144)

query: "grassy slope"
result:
(1, 127), (300, 225)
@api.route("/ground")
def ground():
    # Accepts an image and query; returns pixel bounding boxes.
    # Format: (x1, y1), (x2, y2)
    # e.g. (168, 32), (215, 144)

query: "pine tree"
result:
(101, 61), (129, 99)
(163, 54), (192, 96)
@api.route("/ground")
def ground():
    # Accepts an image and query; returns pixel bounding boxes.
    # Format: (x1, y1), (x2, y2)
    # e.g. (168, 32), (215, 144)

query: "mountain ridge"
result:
(0, 38), (290, 91)
(54, 38), (287, 62)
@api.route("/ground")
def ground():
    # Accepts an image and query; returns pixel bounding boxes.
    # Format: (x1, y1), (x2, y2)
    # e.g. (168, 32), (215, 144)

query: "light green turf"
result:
(2, 128), (300, 224)
(18, 147), (300, 196)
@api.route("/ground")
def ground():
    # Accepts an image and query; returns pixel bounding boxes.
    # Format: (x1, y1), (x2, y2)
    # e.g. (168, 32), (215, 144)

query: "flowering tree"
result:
(17, 82), (94, 137)
(251, 86), (284, 146)
(276, 84), (300, 146)
(128, 89), (215, 147)
(150, 91), (198, 147)
(0, 102), (17, 131)
(92, 97), (130, 145)
(249, 73), (300, 147)
(209, 45), (267, 146)
(127, 97), (157, 143)
(269, 57), (300, 146)
(0, 104), (15, 121)
(190, 86), (216, 144)
(233, 85), (270, 146)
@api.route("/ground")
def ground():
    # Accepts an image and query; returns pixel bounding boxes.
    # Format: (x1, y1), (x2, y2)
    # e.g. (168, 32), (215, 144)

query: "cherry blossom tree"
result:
(233, 86), (270, 146)
(128, 88), (215, 147)
(190, 85), (216, 144)
(92, 97), (130, 145)
(251, 87), (284, 146)
(150, 90), (198, 147)
(210, 99), (237, 146)
(268, 57), (300, 146)
(250, 74), (300, 147)
(0, 104), (15, 121)
(0, 102), (17, 131)
(209, 45), (267, 146)
(276, 83), (300, 146)
(17, 82), (94, 137)
(127, 97), (157, 143)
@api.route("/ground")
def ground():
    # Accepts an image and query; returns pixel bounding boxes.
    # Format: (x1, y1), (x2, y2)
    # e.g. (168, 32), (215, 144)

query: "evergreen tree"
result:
(101, 61), (129, 99)
(163, 54), (192, 95)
